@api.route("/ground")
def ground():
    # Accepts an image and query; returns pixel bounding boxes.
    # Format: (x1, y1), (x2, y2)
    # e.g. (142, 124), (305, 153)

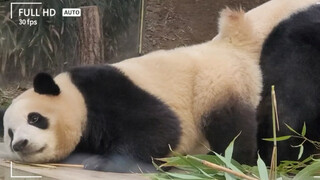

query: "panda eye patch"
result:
(27, 112), (49, 129)
(8, 129), (14, 152)
(29, 114), (39, 124)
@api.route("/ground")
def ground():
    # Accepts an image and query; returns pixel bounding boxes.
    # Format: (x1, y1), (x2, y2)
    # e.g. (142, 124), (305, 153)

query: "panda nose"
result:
(12, 139), (28, 152)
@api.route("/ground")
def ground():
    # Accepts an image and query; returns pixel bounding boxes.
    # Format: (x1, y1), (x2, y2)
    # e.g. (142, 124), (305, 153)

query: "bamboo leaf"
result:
(257, 154), (269, 180)
(161, 172), (205, 180)
(293, 161), (320, 180)
(225, 173), (233, 180)
(169, 153), (213, 178)
(285, 123), (300, 135)
(213, 152), (242, 174)
(297, 145), (304, 160)
(301, 122), (306, 137)
(263, 136), (291, 142)
(225, 132), (241, 163)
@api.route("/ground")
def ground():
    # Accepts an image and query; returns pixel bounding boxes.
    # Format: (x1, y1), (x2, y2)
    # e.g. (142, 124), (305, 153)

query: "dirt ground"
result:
(143, 0), (268, 54)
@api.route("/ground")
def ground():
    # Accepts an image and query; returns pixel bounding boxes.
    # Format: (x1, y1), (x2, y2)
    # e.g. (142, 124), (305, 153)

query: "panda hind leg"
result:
(203, 100), (257, 165)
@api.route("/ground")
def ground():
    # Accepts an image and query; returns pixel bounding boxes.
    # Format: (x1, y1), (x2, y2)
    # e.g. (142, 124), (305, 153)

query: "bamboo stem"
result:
(27, 163), (57, 168)
(139, 0), (145, 55)
(269, 146), (277, 180)
(5, 160), (83, 169)
(187, 156), (258, 180)
(269, 85), (278, 180)
(46, 163), (84, 168)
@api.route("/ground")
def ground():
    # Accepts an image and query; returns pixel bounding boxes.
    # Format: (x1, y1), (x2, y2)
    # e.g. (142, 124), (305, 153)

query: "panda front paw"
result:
(83, 155), (109, 171)
(82, 154), (157, 173)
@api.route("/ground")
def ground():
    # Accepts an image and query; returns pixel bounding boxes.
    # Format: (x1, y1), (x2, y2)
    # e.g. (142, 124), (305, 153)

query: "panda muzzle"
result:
(12, 139), (28, 152)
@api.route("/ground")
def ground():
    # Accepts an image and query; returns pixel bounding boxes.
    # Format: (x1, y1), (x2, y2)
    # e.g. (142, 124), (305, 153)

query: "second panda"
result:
(258, 4), (320, 163)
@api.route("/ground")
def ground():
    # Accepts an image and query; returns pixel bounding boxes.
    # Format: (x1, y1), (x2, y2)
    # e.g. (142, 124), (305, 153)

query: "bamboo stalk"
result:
(272, 86), (280, 131)
(46, 163), (84, 168)
(269, 146), (277, 180)
(269, 85), (278, 180)
(138, 0), (145, 55)
(4, 160), (83, 169)
(26, 163), (57, 168)
(5, 161), (56, 168)
(187, 156), (258, 180)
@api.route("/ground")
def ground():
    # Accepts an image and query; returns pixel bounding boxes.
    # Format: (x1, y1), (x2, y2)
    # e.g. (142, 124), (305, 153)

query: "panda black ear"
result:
(33, 73), (60, 96)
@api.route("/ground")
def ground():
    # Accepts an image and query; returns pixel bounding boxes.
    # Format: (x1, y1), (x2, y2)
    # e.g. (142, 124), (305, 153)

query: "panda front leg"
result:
(62, 152), (157, 173)
(203, 101), (257, 165)
(83, 154), (157, 173)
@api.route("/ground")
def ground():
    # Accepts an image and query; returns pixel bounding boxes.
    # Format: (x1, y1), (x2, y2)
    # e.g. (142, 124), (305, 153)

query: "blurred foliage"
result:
(0, 0), (140, 82)
(150, 140), (320, 180)
(150, 122), (320, 180)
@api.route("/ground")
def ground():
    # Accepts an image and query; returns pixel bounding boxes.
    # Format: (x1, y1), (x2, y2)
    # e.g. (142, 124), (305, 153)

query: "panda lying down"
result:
(3, 9), (261, 172)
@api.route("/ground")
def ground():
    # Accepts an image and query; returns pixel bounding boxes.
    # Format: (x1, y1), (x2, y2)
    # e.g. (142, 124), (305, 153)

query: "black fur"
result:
(33, 73), (60, 95)
(258, 5), (320, 163)
(8, 128), (13, 152)
(203, 99), (257, 165)
(0, 109), (4, 138)
(69, 65), (181, 172)
(27, 112), (49, 130)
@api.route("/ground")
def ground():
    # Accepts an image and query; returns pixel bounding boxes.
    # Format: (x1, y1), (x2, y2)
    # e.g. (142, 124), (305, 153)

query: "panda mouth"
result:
(19, 145), (47, 156)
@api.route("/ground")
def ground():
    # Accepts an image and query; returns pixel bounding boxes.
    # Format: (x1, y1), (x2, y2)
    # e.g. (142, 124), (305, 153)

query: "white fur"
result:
(4, 73), (87, 162)
(245, 0), (320, 45)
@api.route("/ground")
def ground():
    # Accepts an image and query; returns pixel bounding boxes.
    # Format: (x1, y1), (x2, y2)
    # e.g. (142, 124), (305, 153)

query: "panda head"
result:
(3, 73), (87, 163)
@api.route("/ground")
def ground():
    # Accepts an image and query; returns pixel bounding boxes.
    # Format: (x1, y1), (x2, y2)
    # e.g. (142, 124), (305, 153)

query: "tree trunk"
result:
(78, 6), (104, 65)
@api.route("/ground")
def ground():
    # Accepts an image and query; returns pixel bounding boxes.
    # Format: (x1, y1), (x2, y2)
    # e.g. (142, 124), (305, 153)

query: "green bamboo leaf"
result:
(158, 154), (222, 168)
(301, 122), (306, 137)
(225, 132), (241, 163)
(162, 172), (205, 180)
(225, 173), (233, 180)
(297, 145), (304, 160)
(170, 153), (212, 178)
(293, 161), (320, 180)
(263, 136), (291, 142)
(285, 123), (300, 135)
(151, 158), (165, 172)
(213, 152), (242, 174)
(257, 154), (268, 180)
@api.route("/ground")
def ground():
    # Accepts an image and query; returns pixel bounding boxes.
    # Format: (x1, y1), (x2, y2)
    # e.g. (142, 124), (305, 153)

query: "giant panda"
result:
(257, 4), (320, 163)
(3, 9), (261, 172)
(2, 0), (319, 173)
